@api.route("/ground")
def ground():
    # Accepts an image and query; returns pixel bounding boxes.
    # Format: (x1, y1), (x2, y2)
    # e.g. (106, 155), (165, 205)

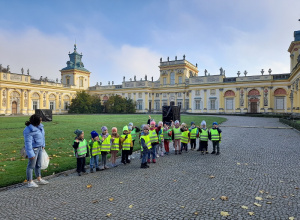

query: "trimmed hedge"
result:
(279, 118), (300, 131)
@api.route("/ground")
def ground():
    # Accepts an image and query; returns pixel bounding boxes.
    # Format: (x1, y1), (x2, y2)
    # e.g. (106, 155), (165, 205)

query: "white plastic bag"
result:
(41, 149), (49, 170)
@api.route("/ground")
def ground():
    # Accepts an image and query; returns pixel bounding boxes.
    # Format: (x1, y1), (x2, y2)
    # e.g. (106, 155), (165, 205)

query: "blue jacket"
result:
(23, 124), (45, 158)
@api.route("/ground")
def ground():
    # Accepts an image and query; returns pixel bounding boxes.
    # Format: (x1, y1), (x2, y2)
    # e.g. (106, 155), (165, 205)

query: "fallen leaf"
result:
(92, 200), (99, 203)
(220, 211), (230, 217)
(255, 197), (263, 201)
(249, 178), (253, 180)
(265, 195), (274, 199)
(259, 190), (264, 194)
(108, 197), (114, 201)
(12, 150), (16, 153)
(194, 212), (198, 215)
(280, 180), (284, 183)
(295, 187), (299, 190)
(211, 198), (215, 201)
(106, 213), (112, 217)
(209, 175), (215, 179)
(87, 184), (92, 188)
(180, 206), (185, 208)
(282, 196), (288, 198)
(289, 217), (295, 220)
(128, 205), (133, 208)
(119, 182), (123, 184)
(254, 203), (262, 207)
(244, 163), (248, 165)
(237, 162), (241, 165)
(248, 212), (255, 216)
(291, 194), (295, 197)
(241, 205), (248, 209)
(173, 179), (177, 182)
(266, 202), (272, 204)
(220, 196), (228, 201)
(23, 179), (27, 183)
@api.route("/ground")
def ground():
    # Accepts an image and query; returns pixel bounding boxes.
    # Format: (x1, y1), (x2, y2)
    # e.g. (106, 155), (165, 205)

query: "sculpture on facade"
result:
(244, 70), (247, 76)
(145, 74), (147, 81)
(175, 56), (177, 60)
(264, 89), (268, 106)
(100, 82), (102, 86)
(160, 57), (162, 62)
(108, 81), (110, 85)
(7, 65), (10, 73)
(219, 67), (223, 75)
(167, 57), (169, 61)
(196, 63), (198, 67)
(0, 64), (2, 72)
(112, 81), (114, 85)
(268, 68), (272, 75)
(40, 76), (43, 81)
(151, 76), (153, 82)
(134, 75), (136, 81)
(204, 69), (207, 76)
(56, 78), (58, 83)
(261, 69), (264, 75)
(183, 54), (186, 60)
(27, 69), (30, 75)
(21, 68), (24, 74)
(240, 90), (244, 106)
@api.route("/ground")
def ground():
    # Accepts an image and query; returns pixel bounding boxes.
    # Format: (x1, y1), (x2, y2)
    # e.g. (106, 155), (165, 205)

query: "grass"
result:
(0, 114), (226, 188)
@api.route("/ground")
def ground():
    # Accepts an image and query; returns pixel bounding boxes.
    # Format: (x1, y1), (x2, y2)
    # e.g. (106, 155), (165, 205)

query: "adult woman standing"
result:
(23, 114), (49, 187)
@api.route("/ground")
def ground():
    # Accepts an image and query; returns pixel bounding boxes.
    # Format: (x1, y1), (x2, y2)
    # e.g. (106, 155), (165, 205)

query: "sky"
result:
(0, 0), (300, 86)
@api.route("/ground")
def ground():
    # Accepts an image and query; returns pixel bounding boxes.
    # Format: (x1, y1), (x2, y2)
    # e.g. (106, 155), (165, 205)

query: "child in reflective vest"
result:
(121, 126), (131, 164)
(189, 122), (198, 150)
(140, 124), (151, 168)
(163, 123), (172, 155)
(128, 123), (139, 160)
(208, 122), (222, 155)
(88, 131), (102, 173)
(100, 126), (111, 170)
(110, 127), (121, 167)
(197, 120), (209, 155)
(148, 120), (161, 163)
(171, 120), (182, 155)
(73, 129), (89, 176)
(180, 123), (190, 153)
(157, 121), (164, 157)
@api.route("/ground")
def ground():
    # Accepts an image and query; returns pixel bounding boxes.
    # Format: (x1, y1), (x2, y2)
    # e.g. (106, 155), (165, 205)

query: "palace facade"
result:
(1, 31), (300, 116)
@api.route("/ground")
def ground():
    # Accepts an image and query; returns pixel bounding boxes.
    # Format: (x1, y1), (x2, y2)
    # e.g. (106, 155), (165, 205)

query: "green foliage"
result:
(68, 91), (103, 114)
(104, 95), (136, 113)
(0, 114), (226, 187)
(279, 118), (300, 131)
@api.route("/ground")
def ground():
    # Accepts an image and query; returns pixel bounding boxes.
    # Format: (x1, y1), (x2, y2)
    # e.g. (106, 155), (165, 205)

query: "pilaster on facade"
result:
(267, 87), (273, 112)
(203, 89), (207, 112)
(218, 88), (224, 113)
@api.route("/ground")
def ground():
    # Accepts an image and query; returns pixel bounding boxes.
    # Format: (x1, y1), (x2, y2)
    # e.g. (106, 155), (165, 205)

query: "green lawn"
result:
(0, 114), (226, 188)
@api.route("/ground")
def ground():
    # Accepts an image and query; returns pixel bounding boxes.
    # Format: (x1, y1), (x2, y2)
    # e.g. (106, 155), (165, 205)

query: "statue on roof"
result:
(0, 64), (2, 72)
(160, 57), (162, 62)
(145, 74), (147, 81)
(151, 76), (153, 82)
(219, 67), (223, 75)
(21, 68), (24, 74)
(134, 75), (136, 81)
(27, 69), (30, 75)
(123, 76), (125, 82)
(204, 69), (207, 76)
(183, 54), (186, 60)
(7, 65), (10, 73)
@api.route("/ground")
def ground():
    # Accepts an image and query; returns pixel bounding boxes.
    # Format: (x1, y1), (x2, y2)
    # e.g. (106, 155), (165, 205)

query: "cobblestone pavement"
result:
(0, 116), (299, 219)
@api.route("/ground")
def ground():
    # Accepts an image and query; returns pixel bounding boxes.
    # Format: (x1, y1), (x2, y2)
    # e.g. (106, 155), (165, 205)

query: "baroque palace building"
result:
(1, 31), (300, 116)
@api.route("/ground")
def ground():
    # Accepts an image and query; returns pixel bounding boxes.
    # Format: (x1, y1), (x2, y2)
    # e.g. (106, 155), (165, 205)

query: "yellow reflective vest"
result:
(210, 129), (220, 141)
(121, 134), (131, 150)
(74, 139), (88, 156)
(140, 134), (152, 152)
(101, 135), (111, 152)
(173, 127), (182, 140)
(181, 131), (189, 144)
(200, 128), (208, 141)
(149, 129), (158, 143)
(190, 127), (197, 139)
(88, 140), (101, 157)
(111, 137), (120, 151)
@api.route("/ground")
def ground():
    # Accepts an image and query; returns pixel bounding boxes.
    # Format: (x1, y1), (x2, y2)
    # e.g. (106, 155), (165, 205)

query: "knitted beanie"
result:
(91, 130), (99, 139)
(112, 127), (117, 133)
(123, 125), (128, 131)
(101, 126), (108, 132)
(74, 129), (83, 137)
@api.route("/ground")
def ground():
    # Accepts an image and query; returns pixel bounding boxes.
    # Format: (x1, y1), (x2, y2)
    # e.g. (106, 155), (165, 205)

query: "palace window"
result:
(178, 101), (182, 108)
(32, 101), (38, 110)
(210, 99), (216, 110)
(79, 78), (83, 87)
(137, 101), (143, 110)
(170, 72), (175, 85)
(195, 100), (201, 110)
(178, 92), (181, 97)
(163, 93), (167, 97)
(155, 101), (160, 110)
(163, 77), (167, 85)
(178, 76), (182, 84)
(66, 78), (70, 85)
(275, 97), (284, 110)
(185, 100), (189, 110)
(226, 98), (234, 110)
(64, 102), (69, 110)
(50, 101), (54, 110)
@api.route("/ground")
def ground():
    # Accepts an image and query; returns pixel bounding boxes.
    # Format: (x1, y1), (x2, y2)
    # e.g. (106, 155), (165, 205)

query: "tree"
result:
(68, 91), (103, 114)
(104, 95), (136, 113)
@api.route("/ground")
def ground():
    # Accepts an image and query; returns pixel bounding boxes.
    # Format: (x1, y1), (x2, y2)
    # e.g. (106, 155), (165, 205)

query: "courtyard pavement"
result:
(0, 116), (299, 219)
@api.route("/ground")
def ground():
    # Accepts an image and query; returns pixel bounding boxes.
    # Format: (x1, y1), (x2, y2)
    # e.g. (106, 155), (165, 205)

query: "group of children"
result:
(72, 120), (222, 174)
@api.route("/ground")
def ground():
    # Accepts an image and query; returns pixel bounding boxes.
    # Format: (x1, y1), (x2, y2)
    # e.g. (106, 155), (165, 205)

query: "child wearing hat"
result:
(88, 131), (102, 172)
(209, 122), (222, 155)
(180, 123), (190, 153)
(171, 120), (182, 155)
(128, 122), (140, 160)
(120, 126), (131, 164)
(140, 124), (151, 168)
(189, 122), (198, 150)
(100, 126), (111, 170)
(197, 120), (209, 155)
(73, 129), (89, 176)
(110, 127), (121, 167)
(148, 120), (161, 163)
(157, 121), (164, 157)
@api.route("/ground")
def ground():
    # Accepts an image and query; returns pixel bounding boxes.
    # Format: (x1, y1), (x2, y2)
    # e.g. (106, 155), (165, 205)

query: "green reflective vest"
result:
(88, 140), (101, 157)
(173, 127), (182, 140)
(74, 139), (88, 156)
(181, 131), (189, 144)
(131, 129), (137, 141)
(149, 129), (158, 143)
(163, 129), (172, 140)
(190, 127), (197, 139)
(210, 129), (220, 141)
(101, 135), (111, 152)
(121, 134), (131, 150)
(200, 128), (208, 141)
(140, 134), (152, 152)
(159, 128), (164, 143)
(111, 137), (120, 151)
